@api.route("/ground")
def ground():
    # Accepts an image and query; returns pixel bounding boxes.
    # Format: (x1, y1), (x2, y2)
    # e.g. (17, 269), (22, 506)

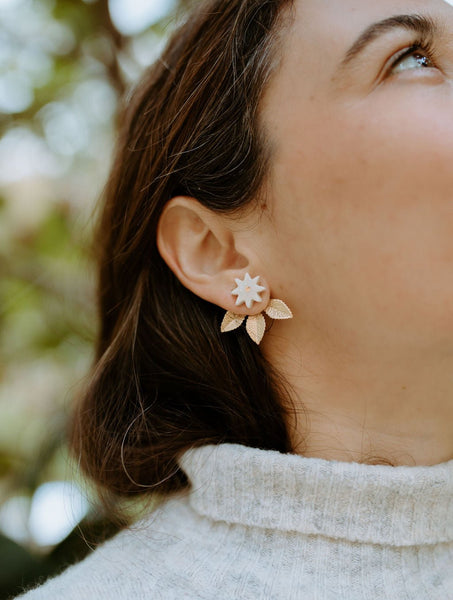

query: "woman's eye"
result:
(389, 48), (435, 75)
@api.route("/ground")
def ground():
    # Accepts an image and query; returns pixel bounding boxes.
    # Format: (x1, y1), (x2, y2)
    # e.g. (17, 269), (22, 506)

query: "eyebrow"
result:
(338, 13), (440, 74)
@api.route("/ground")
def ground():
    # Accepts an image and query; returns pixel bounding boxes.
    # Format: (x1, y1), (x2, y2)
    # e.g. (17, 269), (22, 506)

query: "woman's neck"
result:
(263, 325), (453, 466)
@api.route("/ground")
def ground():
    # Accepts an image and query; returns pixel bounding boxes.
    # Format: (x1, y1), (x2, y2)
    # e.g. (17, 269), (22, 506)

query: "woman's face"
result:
(256, 0), (453, 361)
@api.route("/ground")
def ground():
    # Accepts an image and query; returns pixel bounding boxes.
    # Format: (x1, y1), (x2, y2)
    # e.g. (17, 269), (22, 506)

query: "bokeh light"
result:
(29, 482), (89, 547)
(0, 0), (188, 595)
(108, 0), (178, 35)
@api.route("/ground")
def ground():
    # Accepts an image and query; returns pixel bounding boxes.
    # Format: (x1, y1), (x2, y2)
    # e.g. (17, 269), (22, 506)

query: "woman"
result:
(17, 0), (453, 597)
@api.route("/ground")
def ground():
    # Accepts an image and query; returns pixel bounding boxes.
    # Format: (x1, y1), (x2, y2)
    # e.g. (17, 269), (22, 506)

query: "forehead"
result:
(286, 0), (452, 54)
(290, 0), (451, 32)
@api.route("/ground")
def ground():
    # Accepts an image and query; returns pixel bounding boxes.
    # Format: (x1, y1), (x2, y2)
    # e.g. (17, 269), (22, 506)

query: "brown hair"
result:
(70, 0), (296, 515)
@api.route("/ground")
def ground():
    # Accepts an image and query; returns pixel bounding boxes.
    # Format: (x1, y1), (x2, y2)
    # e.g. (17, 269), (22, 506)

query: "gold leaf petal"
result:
(264, 299), (293, 320)
(245, 313), (266, 345)
(221, 311), (245, 332)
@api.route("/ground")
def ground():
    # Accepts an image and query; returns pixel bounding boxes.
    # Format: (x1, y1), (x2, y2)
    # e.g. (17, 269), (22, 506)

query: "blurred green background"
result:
(0, 0), (192, 597)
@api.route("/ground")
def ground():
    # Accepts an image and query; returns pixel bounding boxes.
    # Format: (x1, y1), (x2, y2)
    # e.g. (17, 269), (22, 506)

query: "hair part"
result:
(70, 0), (297, 523)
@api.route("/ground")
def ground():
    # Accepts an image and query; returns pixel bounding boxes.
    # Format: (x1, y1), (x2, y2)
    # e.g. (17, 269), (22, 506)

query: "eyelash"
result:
(388, 37), (438, 74)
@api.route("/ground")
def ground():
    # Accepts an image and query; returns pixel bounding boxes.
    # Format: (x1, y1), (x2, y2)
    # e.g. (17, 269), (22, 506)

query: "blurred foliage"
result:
(0, 0), (193, 597)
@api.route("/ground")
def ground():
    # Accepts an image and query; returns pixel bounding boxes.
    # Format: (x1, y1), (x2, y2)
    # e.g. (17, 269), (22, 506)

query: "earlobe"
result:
(156, 196), (265, 313)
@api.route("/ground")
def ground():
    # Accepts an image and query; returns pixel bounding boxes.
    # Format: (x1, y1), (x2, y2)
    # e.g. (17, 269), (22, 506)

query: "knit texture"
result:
(15, 443), (453, 599)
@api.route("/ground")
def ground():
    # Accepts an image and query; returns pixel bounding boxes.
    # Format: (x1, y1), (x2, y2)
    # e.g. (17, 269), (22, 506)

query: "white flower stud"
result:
(231, 272), (266, 309)
(221, 273), (293, 345)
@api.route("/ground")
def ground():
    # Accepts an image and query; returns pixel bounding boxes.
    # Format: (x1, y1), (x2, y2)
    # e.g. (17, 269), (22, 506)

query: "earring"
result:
(231, 272), (266, 308)
(220, 272), (293, 345)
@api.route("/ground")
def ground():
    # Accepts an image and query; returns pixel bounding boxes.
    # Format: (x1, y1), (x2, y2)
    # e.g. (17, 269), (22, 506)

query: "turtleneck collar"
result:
(177, 443), (453, 547)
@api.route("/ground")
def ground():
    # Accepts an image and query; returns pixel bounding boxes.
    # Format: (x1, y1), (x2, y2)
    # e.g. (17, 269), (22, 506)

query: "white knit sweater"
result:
(16, 443), (453, 599)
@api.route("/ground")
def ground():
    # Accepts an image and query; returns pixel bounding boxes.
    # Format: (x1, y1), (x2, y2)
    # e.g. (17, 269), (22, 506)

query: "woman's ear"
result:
(156, 196), (270, 315)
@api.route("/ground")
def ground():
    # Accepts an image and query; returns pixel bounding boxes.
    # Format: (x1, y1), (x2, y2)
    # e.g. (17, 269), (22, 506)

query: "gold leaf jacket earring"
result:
(220, 272), (293, 345)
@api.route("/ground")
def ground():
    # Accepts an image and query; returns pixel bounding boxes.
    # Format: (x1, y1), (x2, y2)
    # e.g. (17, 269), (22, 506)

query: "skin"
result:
(158, 0), (453, 466)
(253, 0), (453, 465)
